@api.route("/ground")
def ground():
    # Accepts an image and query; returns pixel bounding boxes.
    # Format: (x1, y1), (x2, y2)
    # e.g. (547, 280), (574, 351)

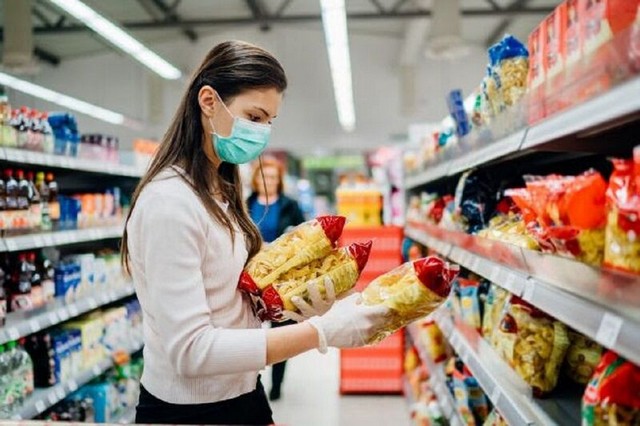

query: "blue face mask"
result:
(210, 96), (271, 164)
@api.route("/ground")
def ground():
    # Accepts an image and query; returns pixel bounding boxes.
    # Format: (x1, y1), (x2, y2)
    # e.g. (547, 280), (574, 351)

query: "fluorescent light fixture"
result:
(0, 71), (129, 125)
(47, 0), (182, 80)
(320, 0), (355, 132)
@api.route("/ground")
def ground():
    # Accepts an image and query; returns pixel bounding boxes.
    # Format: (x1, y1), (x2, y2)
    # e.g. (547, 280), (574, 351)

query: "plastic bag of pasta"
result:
(493, 296), (570, 397)
(486, 35), (529, 114)
(582, 351), (640, 426)
(239, 216), (346, 292)
(242, 241), (372, 322)
(362, 256), (460, 344)
(481, 285), (510, 344)
(564, 331), (603, 385)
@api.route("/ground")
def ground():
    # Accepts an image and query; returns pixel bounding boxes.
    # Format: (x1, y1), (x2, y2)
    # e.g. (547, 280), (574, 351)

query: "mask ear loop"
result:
(256, 155), (270, 226)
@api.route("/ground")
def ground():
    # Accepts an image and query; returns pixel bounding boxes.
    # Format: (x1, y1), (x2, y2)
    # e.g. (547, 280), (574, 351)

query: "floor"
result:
(260, 349), (411, 426)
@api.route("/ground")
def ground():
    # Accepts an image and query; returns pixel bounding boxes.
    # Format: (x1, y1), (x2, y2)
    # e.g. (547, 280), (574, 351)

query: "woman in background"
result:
(248, 157), (304, 400)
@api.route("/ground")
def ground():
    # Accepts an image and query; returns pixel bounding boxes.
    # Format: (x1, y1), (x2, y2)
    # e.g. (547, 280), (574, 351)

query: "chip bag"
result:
(482, 285), (510, 344)
(362, 256), (459, 344)
(239, 216), (346, 291)
(582, 351), (640, 426)
(493, 296), (570, 396)
(564, 331), (603, 385)
(244, 241), (372, 322)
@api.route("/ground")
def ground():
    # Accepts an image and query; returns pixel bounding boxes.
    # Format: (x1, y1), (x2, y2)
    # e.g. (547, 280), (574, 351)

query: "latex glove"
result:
(307, 293), (389, 353)
(281, 277), (336, 322)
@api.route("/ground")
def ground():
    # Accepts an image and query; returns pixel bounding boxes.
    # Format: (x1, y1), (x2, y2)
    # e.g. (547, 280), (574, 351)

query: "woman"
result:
(121, 40), (388, 425)
(247, 157), (304, 401)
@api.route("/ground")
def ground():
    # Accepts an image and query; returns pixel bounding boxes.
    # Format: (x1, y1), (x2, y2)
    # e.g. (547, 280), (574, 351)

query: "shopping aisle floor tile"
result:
(261, 348), (411, 426)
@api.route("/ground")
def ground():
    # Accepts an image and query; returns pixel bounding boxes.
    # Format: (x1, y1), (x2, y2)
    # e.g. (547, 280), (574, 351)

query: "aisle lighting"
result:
(0, 71), (126, 125)
(47, 0), (182, 80)
(320, 0), (356, 132)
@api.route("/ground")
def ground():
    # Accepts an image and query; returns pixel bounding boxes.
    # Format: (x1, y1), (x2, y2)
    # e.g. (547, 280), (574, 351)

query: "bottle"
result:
(39, 252), (55, 304)
(46, 173), (60, 225)
(5, 170), (18, 212)
(16, 170), (29, 214)
(0, 265), (6, 327)
(5, 341), (22, 408)
(36, 172), (51, 232)
(27, 253), (42, 309)
(15, 339), (33, 400)
(0, 173), (6, 212)
(6, 110), (19, 148)
(0, 344), (14, 417)
(41, 113), (54, 155)
(16, 107), (31, 150)
(10, 253), (33, 313)
(0, 89), (15, 148)
(29, 110), (43, 152)
(26, 172), (41, 231)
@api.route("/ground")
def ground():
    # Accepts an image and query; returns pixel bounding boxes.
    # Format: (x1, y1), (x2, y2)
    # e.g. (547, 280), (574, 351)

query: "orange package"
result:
(543, 3), (567, 116)
(527, 24), (546, 124)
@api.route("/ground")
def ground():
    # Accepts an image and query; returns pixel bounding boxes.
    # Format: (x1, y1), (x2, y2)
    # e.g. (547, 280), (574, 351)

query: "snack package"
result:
(454, 170), (499, 234)
(453, 368), (476, 426)
(243, 241), (372, 322)
(604, 158), (640, 273)
(459, 278), (484, 332)
(493, 296), (570, 396)
(582, 351), (640, 425)
(362, 257), (459, 344)
(528, 22), (546, 124)
(478, 212), (539, 249)
(419, 319), (447, 363)
(483, 408), (509, 426)
(564, 331), (603, 385)
(487, 35), (529, 115)
(240, 216), (346, 291)
(482, 285), (510, 344)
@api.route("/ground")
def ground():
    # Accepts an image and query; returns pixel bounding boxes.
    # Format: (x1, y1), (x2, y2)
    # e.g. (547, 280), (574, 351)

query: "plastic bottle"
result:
(5, 169), (18, 211)
(27, 253), (42, 309)
(10, 253), (33, 313)
(6, 110), (19, 149)
(0, 265), (6, 327)
(36, 172), (51, 232)
(0, 89), (15, 148)
(26, 172), (41, 231)
(16, 170), (29, 212)
(16, 107), (31, 150)
(15, 339), (33, 400)
(0, 344), (14, 418)
(39, 252), (55, 303)
(0, 173), (6, 212)
(41, 113), (54, 155)
(5, 341), (22, 408)
(46, 173), (60, 225)
(29, 110), (43, 152)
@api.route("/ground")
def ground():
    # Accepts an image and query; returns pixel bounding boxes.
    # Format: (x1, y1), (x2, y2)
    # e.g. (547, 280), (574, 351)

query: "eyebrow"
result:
(254, 106), (276, 119)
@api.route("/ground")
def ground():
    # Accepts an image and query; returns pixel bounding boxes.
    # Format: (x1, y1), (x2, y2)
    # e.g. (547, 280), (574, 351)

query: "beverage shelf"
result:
(0, 225), (123, 253)
(8, 339), (144, 420)
(0, 284), (135, 345)
(405, 223), (640, 366)
(404, 76), (640, 189)
(2, 148), (144, 178)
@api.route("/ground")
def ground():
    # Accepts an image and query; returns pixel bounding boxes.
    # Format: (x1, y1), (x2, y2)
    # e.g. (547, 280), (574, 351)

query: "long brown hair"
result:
(121, 40), (288, 274)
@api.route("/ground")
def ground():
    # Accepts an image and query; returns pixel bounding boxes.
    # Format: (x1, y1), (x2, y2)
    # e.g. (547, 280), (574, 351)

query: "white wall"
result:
(8, 25), (488, 156)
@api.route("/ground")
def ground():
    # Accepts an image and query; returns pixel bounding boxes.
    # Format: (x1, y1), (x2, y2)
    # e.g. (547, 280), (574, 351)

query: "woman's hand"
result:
(281, 277), (336, 322)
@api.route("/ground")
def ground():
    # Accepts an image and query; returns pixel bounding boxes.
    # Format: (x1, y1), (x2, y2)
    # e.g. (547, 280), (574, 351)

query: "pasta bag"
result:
(239, 216), (346, 292)
(248, 241), (372, 322)
(582, 351), (640, 426)
(362, 256), (460, 344)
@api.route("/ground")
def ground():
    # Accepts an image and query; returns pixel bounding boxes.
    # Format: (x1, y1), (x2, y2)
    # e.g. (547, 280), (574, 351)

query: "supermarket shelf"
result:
(10, 339), (144, 420)
(0, 284), (135, 345)
(405, 223), (640, 366)
(431, 310), (579, 426)
(1, 148), (144, 178)
(1, 225), (124, 253)
(404, 76), (640, 190)
(406, 324), (464, 426)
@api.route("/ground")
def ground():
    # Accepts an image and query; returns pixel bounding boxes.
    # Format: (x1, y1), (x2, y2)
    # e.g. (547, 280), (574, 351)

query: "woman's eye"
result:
(248, 114), (261, 122)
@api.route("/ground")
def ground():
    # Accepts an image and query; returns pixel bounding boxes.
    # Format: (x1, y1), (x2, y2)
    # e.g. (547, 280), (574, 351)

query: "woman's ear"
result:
(198, 85), (217, 118)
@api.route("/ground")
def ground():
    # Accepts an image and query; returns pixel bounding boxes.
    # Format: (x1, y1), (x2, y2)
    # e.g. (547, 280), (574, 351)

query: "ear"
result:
(198, 85), (218, 118)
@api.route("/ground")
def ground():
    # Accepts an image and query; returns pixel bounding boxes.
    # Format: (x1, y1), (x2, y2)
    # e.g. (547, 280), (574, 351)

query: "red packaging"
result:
(544, 4), (568, 116)
(583, 0), (640, 56)
(527, 24), (547, 124)
(564, 0), (585, 68)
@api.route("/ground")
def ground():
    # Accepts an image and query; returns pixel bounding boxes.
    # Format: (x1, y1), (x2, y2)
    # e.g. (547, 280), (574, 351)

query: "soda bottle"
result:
(15, 339), (33, 399)
(0, 89), (16, 148)
(16, 171), (30, 231)
(38, 252), (55, 304)
(29, 110), (43, 152)
(0, 266), (6, 327)
(16, 107), (31, 150)
(36, 172), (51, 232)
(41, 113), (54, 155)
(4, 170), (17, 212)
(10, 253), (33, 313)
(26, 172), (41, 231)
(5, 341), (22, 408)
(0, 172), (6, 212)
(0, 344), (14, 418)
(46, 173), (60, 225)
(27, 253), (42, 309)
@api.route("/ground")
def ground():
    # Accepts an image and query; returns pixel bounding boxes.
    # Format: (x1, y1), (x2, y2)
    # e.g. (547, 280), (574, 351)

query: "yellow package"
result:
(564, 331), (603, 385)
(362, 256), (459, 344)
(493, 296), (570, 396)
(481, 285), (510, 344)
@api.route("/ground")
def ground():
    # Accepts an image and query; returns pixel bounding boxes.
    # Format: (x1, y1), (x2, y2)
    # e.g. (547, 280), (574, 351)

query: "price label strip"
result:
(596, 313), (624, 348)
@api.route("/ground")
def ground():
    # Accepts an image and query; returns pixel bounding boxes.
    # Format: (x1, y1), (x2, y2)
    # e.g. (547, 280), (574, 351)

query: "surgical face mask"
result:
(210, 95), (271, 164)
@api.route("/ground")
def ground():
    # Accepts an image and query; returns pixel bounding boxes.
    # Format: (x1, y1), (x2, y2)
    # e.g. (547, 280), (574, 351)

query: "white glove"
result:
(281, 277), (336, 322)
(307, 293), (389, 353)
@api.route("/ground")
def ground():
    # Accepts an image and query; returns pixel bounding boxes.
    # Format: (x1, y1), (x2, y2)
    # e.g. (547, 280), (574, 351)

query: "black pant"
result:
(270, 320), (294, 392)
(135, 377), (273, 425)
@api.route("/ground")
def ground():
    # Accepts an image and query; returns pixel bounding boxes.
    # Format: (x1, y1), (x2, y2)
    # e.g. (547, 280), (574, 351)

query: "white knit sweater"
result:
(126, 167), (267, 404)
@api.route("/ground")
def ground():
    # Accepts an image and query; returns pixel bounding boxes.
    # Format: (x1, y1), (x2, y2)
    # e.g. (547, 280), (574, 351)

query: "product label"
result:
(10, 293), (33, 312)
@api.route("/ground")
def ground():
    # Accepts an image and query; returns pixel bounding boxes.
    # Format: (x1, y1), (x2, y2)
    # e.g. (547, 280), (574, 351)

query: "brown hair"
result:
(121, 40), (287, 274)
(251, 156), (285, 194)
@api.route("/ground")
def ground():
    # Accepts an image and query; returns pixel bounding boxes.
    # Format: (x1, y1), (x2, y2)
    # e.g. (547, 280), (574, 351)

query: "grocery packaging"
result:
(564, 0), (583, 68)
(458, 278), (488, 333)
(454, 170), (499, 234)
(242, 241), (372, 322)
(564, 331), (603, 385)
(486, 35), (529, 115)
(493, 296), (570, 396)
(419, 319), (447, 363)
(478, 213), (539, 249)
(362, 256), (459, 344)
(239, 216), (346, 291)
(483, 408), (509, 426)
(543, 3), (568, 115)
(452, 368), (476, 426)
(481, 285), (510, 344)
(582, 351), (640, 425)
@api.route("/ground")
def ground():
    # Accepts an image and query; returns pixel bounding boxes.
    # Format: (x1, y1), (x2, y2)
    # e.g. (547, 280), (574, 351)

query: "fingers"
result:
(281, 310), (306, 323)
(307, 280), (325, 307)
(323, 277), (336, 303)
(291, 296), (316, 318)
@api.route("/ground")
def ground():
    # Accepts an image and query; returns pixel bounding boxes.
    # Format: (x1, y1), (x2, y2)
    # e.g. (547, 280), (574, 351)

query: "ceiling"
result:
(0, 0), (561, 66)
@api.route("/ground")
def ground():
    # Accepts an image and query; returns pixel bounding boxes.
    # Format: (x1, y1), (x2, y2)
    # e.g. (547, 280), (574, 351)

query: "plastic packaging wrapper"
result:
(418, 319), (447, 363)
(582, 351), (640, 426)
(239, 216), (346, 291)
(564, 331), (603, 385)
(604, 158), (640, 273)
(482, 285), (510, 344)
(453, 368), (477, 426)
(485, 35), (529, 115)
(454, 170), (499, 234)
(459, 278), (489, 333)
(242, 241), (371, 322)
(362, 256), (459, 344)
(493, 296), (570, 396)
(478, 213), (539, 249)
(483, 408), (509, 426)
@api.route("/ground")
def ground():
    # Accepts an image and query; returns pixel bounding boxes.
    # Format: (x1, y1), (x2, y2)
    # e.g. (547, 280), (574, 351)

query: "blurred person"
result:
(247, 157), (305, 401)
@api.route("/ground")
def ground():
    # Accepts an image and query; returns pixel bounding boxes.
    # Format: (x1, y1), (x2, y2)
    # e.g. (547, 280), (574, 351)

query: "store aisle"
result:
(262, 348), (410, 426)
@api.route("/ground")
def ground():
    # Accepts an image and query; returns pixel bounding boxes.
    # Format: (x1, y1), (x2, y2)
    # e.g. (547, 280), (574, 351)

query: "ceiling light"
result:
(47, 0), (182, 80)
(0, 71), (140, 127)
(320, 0), (355, 132)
